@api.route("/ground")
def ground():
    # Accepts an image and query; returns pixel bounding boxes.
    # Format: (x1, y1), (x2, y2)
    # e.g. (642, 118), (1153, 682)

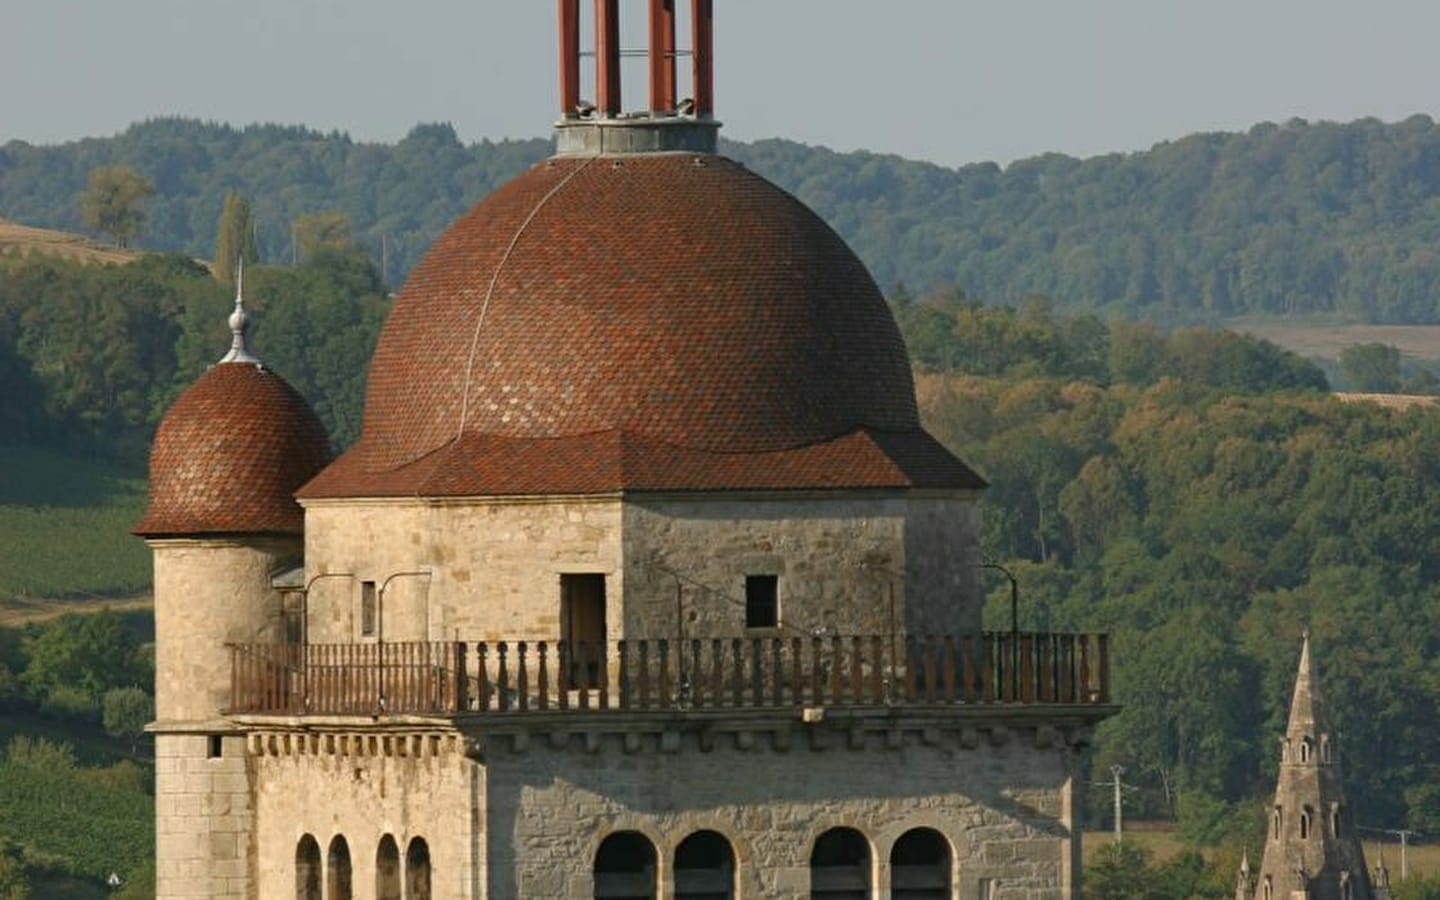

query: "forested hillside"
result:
(9, 115), (1440, 321)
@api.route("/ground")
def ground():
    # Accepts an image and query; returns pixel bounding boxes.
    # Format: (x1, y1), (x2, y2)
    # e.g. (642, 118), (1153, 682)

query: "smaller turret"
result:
(137, 268), (329, 899)
(1236, 849), (1254, 900)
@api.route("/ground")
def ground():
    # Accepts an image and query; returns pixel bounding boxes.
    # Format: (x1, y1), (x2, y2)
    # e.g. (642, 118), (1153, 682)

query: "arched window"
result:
(1331, 804), (1342, 838)
(1263, 877), (1273, 900)
(1300, 808), (1312, 840)
(377, 835), (401, 900)
(675, 830), (735, 900)
(1340, 871), (1353, 900)
(1273, 806), (1282, 839)
(406, 837), (432, 900)
(1300, 739), (1311, 764)
(890, 828), (950, 900)
(296, 834), (321, 900)
(810, 827), (871, 900)
(327, 836), (353, 900)
(594, 831), (657, 900)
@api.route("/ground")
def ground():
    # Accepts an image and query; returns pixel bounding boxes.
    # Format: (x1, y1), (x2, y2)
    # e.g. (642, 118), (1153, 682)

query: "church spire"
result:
(219, 259), (260, 365)
(1254, 633), (1377, 900)
(1286, 630), (1325, 740)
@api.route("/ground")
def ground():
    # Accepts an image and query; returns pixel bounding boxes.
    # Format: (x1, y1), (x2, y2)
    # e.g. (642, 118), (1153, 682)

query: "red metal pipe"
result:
(595, 0), (622, 117)
(558, 0), (581, 116)
(691, 0), (713, 117)
(649, 0), (677, 113)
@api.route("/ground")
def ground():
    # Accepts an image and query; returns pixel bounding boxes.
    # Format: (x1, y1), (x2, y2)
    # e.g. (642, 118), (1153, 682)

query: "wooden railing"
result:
(228, 633), (1109, 716)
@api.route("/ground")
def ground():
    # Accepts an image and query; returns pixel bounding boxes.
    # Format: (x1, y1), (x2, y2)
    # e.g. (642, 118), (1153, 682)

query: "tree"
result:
(1340, 342), (1403, 392)
(293, 210), (353, 260)
(102, 687), (154, 754)
(80, 165), (153, 248)
(213, 189), (258, 284)
(1085, 842), (1160, 900)
(21, 612), (148, 701)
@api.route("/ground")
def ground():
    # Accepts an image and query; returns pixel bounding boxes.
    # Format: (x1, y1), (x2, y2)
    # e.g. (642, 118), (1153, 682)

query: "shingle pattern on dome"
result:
(300, 427), (984, 498)
(134, 362), (330, 536)
(354, 154), (921, 479)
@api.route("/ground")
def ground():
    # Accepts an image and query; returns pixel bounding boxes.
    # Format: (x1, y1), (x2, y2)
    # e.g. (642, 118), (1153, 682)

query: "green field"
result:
(0, 445), (150, 601)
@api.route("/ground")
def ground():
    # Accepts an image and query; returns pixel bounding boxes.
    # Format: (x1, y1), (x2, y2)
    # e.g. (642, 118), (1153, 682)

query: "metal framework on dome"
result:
(219, 259), (260, 365)
(554, 0), (719, 156)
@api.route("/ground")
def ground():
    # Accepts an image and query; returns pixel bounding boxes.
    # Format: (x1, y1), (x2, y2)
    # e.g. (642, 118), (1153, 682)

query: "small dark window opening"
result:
(207, 734), (224, 759)
(360, 581), (377, 637)
(745, 575), (778, 629)
(1300, 808), (1312, 840)
(296, 834), (322, 900)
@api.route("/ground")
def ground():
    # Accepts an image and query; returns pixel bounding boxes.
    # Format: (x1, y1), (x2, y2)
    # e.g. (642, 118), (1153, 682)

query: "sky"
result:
(6, 0), (1440, 170)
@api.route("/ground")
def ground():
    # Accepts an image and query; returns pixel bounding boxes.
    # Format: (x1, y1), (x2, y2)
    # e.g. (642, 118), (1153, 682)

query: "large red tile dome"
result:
(303, 153), (982, 497)
(134, 362), (330, 537)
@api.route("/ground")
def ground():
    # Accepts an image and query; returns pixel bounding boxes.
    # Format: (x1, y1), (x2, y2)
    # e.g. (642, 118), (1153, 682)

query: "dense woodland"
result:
(7, 116), (1440, 894)
(11, 115), (1440, 320)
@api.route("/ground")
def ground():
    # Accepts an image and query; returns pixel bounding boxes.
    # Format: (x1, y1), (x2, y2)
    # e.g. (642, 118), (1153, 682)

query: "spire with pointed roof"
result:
(219, 258), (259, 365)
(1236, 849), (1254, 900)
(1248, 633), (1376, 900)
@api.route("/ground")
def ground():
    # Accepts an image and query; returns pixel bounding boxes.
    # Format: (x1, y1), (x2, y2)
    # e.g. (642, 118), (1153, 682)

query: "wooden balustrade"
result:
(228, 633), (1109, 716)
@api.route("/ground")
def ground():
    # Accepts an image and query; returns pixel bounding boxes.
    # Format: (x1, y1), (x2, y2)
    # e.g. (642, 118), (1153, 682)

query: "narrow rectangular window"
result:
(360, 580), (377, 637)
(745, 575), (778, 629)
(207, 734), (224, 759)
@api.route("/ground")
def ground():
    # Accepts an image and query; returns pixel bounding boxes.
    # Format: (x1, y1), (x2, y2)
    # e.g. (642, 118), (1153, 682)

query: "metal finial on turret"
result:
(220, 259), (260, 364)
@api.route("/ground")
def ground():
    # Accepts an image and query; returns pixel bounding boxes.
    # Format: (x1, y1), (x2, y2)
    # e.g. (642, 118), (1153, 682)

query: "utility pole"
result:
(1090, 765), (1129, 843)
(1362, 827), (1420, 880)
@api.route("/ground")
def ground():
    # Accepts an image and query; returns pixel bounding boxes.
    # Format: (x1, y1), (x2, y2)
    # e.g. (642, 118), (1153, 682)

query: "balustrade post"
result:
(658, 639), (671, 708)
(869, 635), (883, 703)
(710, 638), (724, 708)
(538, 642), (550, 711)
(942, 636), (957, 703)
(517, 642), (530, 712)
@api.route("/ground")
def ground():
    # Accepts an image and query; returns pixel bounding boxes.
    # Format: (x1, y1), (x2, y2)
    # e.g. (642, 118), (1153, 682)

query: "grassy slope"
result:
(0, 218), (140, 266)
(0, 445), (150, 601)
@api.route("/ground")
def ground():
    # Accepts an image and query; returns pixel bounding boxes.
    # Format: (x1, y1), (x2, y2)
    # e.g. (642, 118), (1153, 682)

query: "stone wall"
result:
(621, 492), (982, 640)
(155, 733), (255, 899)
(300, 491), (979, 649)
(482, 717), (1079, 899)
(149, 537), (297, 721)
(301, 498), (624, 645)
(249, 729), (482, 899)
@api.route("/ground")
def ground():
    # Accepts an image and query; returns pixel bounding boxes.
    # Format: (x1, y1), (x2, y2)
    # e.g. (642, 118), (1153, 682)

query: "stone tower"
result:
(134, 273), (330, 899)
(142, 4), (1119, 897)
(1248, 634), (1375, 900)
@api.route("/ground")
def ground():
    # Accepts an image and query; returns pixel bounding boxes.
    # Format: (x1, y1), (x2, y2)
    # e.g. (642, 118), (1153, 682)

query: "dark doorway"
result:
(890, 828), (950, 899)
(562, 573), (607, 689)
(675, 830), (735, 900)
(594, 831), (657, 899)
(810, 828), (871, 899)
